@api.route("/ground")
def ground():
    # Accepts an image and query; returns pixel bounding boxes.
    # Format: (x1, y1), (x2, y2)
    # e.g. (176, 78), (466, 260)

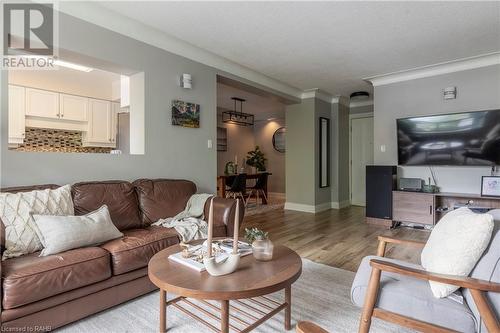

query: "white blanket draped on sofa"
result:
(152, 193), (213, 242)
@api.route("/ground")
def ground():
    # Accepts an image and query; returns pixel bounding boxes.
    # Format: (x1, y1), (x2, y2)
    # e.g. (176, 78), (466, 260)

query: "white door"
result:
(350, 117), (374, 206)
(8, 85), (26, 144)
(25, 88), (59, 119)
(88, 99), (112, 143)
(60, 94), (88, 121)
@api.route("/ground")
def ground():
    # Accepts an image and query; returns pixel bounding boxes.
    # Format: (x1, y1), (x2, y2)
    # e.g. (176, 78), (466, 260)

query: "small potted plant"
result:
(246, 146), (267, 173)
(244, 227), (273, 261)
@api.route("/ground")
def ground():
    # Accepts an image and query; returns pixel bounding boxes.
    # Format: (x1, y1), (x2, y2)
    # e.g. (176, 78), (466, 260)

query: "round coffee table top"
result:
(148, 241), (302, 300)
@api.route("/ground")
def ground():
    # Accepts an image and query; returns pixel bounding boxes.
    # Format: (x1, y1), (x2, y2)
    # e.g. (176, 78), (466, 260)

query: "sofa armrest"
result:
(203, 197), (245, 237)
(370, 259), (500, 292)
(376, 236), (426, 257)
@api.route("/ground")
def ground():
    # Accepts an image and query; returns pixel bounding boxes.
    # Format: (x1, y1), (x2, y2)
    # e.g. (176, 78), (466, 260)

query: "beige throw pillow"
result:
(33, 205), (123, 256)
(0, 185), (74, 260)
(421, 207), (494, 298)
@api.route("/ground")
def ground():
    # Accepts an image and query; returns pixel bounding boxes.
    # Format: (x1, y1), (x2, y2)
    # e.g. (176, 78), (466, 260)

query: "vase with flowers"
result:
(244, 227), (274, 261)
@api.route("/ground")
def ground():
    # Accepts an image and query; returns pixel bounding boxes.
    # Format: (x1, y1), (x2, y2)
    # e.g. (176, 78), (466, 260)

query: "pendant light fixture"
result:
(221, 97), (254, 126)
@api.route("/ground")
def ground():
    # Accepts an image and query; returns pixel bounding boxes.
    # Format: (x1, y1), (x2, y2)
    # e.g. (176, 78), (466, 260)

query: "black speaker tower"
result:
(366, 165), (397, 226)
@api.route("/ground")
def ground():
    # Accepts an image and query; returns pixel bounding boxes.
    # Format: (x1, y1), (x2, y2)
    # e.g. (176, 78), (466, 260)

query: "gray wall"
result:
(1, 13), (218, 192)
(315, 98), (332, 205)
(286, 98), (316, 205)
(216, 114), (255, 176)
(350, 104), (373, 115)
(216, 116), (286, 194)
(331, 101), (350, 205)
(374, 65), (500, 194)
(285, 97), (350, 208)
(254, 118), (286, 193)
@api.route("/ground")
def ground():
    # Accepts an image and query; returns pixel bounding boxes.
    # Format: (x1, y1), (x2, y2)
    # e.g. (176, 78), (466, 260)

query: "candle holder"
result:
(203, 198), (241, 276)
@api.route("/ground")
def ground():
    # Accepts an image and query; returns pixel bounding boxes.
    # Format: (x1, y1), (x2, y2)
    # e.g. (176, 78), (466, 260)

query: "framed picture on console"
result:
(481, 176), (500, 197)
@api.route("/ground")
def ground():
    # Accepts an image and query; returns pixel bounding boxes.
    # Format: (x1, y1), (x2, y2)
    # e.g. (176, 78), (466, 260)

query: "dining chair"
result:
(246, 172), (268, 205)
(225, 173), (247, 204)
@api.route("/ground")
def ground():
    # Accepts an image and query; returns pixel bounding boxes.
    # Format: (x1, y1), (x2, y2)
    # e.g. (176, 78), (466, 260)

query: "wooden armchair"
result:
(352, 236), (500, 333)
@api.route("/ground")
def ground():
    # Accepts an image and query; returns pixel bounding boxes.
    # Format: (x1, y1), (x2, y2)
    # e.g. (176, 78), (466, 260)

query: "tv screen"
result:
(397, 110), (500, 166)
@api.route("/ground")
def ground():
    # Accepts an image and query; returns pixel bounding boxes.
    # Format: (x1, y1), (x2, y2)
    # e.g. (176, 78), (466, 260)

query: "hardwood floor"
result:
(242, 205), (429, 272)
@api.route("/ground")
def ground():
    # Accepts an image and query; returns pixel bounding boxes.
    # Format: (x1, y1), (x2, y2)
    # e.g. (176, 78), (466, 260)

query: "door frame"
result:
(349, 112), (374, 206)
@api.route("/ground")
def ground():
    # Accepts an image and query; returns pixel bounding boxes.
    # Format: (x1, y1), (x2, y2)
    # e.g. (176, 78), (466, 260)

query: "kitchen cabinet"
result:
(83, 99), (116, 147)
(25, 88), (59, 119)
(59, 94), (88, 121)
(8, 85), (26, 144)
(111, 102), (120, 143)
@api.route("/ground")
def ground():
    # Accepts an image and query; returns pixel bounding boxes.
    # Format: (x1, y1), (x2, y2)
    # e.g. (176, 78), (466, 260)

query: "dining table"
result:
(217, 173), (271, 204)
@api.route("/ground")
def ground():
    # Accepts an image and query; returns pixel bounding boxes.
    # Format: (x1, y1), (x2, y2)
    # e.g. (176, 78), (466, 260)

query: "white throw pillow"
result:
(0, 185), (74, 260)
(421, 207), (494, 298)
(33, 205), (123, 256)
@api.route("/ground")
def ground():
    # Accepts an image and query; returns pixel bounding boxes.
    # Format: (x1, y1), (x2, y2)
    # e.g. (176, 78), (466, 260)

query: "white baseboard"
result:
(331, 200), (351, 209)
(284, 201), (331, 213)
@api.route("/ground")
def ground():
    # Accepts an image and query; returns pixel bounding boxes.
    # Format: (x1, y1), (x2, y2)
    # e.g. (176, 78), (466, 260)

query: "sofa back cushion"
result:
(133, 179), (196, 225)
(463, 210), (500, 333)
(0, 185), (60, 250)
(72, 181), (142, 231)
(0, 185), (73, 259)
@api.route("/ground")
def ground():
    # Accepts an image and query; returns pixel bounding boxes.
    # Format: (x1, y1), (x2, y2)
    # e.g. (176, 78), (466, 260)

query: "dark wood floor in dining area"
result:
(242, 205), (429, 272)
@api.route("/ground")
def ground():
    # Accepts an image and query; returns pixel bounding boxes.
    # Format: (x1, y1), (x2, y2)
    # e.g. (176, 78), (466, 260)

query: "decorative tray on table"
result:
(168, 239), (252, 272)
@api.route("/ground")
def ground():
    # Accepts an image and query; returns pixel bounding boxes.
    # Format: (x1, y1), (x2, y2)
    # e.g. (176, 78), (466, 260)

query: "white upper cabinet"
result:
(8, 85), (26, 144)
(111, 102), (120, 144)
(25, 88), (59, 119)
(83, 99), (116, 147)
(59, 94), (88, 122)
(13, 85), (118, 148)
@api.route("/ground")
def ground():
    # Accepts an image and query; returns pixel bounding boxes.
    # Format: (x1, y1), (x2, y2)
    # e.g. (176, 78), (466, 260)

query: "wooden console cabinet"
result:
(393, 191), (435, 225)
(392, 190), (500, 226)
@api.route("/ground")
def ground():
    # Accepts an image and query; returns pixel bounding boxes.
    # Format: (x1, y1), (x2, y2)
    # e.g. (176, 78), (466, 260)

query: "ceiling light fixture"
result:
(349, 91), (370, 100)
(222, 97), (254, 126)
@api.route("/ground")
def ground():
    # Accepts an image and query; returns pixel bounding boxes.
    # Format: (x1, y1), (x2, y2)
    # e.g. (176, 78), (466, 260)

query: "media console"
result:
(392, 191), (500, 227)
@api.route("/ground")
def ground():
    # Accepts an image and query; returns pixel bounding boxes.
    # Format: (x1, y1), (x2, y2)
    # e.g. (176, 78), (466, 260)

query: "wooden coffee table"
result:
(148, 241), (302, 333)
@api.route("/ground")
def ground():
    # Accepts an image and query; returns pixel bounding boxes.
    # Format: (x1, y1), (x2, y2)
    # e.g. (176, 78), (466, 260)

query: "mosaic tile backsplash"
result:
(11, 128), (112, 154)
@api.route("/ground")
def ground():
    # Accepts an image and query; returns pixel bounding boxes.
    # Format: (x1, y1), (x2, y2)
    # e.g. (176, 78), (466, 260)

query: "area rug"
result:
(59, 259), (413, 333)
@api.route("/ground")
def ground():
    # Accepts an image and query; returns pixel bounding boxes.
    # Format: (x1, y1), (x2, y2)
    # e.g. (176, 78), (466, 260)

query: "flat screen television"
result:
(397, 110), (500, 166)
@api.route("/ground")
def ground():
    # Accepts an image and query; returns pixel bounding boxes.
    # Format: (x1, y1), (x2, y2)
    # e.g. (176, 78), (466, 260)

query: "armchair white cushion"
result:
(421, 207), (494, 298)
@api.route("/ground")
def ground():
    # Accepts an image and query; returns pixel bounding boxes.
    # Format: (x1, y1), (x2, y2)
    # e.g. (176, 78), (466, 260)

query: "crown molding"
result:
(349, 100), (373, 108)
(301, 89), (333, 103)
(55, 2), (303, 99)
(301, 89), (349, 105)
(364, 52), (500, 87)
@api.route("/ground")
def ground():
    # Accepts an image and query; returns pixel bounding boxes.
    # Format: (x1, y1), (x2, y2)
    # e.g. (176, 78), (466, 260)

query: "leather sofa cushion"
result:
(100, 226), (180, 275)
(2, 247), (111, 309)
(72, 181), (142, 231)
(133, 179), (196, 225)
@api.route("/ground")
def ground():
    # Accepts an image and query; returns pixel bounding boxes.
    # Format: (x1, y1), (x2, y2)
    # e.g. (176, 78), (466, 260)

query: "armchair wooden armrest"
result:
(359, 259), (500, 333)
(370, 259), (500, 292)
(376, 236), (426, 257)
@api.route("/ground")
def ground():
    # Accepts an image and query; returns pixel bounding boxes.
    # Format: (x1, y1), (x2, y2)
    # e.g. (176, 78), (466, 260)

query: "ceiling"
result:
(217, 83), (285, 121)
(99, 2), (500, 97)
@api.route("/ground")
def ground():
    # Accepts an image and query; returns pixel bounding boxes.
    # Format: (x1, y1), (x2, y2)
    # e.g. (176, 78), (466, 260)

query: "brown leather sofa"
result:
(0, 179), (243, 331)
